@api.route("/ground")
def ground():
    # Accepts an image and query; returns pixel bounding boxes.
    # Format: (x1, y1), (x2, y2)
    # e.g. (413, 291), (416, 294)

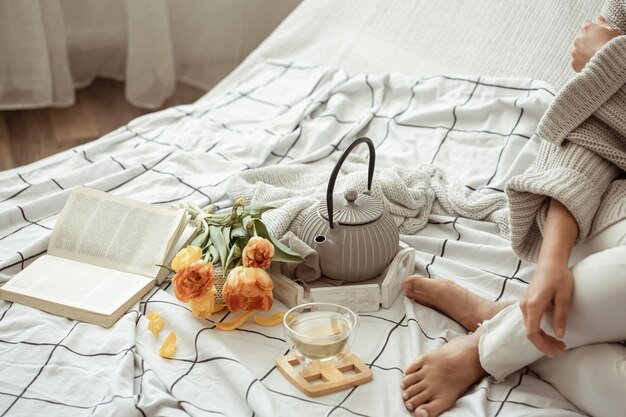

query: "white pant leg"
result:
(479, 219), (626, 417)
(570, 218), (626, 266)
(527, 221), (626, 417)
(530, 343), (626, 417)
(478, 244), (626, 379)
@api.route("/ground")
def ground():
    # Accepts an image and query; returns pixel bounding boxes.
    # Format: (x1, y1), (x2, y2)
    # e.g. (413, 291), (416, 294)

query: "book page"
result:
(1, 255), (153, 316)
(156, 224), (198, 284)
(49, 187), (185, 277)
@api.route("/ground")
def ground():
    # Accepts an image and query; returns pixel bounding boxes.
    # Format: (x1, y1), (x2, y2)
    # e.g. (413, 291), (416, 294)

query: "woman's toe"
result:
(402, 379), (427, 400)
(405, 389), (431, 412)
(402, 275), (418, 293)
(402, 276), (434, 303)
(416, 398), (450, 417)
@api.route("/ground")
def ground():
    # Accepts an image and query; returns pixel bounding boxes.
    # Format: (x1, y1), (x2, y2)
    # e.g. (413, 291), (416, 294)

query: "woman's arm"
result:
(520, 199), (578, 356)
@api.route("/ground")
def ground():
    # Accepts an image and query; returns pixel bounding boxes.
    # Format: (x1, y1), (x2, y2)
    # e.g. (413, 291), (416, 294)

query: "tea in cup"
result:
(283, 303), (358, 368)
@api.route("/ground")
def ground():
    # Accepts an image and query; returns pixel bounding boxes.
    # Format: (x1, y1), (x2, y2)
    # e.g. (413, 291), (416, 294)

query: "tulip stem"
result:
(156, 264), (176, 275)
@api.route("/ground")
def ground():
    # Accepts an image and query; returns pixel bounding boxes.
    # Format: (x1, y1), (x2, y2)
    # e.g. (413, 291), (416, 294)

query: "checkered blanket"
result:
(0, 61), (588, 416)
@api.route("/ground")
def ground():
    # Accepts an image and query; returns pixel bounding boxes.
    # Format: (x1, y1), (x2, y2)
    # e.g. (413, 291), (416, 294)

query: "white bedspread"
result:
(0, 61), (587, 416)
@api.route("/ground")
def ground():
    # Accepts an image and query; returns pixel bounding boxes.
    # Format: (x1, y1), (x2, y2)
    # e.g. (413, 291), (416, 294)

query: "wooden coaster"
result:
(276, 351), (373, 397)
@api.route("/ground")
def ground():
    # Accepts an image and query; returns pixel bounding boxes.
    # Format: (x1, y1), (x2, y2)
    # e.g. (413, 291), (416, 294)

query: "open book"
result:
(0, 187), (195, 327)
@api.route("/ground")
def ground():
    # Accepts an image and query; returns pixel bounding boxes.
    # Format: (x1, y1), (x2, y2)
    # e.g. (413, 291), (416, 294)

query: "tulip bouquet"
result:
(169, 197), (304, 327)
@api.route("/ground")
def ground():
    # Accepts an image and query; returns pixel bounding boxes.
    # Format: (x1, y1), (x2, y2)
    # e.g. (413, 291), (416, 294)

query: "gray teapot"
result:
(299, 137), (400, 282)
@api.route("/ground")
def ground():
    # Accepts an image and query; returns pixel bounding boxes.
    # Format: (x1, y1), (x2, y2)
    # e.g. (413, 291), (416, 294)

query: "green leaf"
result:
(272, 248), (306, 263)
(191, 219), (209, 247)
(223, 240), (243, 272)
(223, 226), (231, 244)
(191, 233), (205, 247)
(243, 204), (277, 218)
(231, 225), (247, 239)
(252, 219), (304, 264)
(209, 225), (228, 267)
(227, 206), (239, 222)
(208, 245), (219, 263)
(202, 204), (218, 214)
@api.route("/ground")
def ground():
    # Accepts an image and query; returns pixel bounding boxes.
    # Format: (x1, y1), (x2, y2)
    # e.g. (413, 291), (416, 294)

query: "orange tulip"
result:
(171, 246), (202, 271)
(172, 261), (215, 302)
(241, 237), (274, 269)
(189, 287), (216, 318)
(222, 266), (274, 312)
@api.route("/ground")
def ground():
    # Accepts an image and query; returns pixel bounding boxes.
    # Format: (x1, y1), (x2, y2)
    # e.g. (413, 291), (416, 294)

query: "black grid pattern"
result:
(0, 60), (580, 417)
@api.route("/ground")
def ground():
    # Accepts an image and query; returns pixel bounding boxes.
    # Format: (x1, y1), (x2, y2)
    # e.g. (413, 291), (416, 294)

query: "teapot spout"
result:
(313, 234), (334, 270)
(314, 234), (328, 248)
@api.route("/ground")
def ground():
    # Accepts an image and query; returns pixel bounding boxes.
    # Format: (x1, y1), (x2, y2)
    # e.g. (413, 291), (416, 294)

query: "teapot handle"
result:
(326, 137), (376, 229)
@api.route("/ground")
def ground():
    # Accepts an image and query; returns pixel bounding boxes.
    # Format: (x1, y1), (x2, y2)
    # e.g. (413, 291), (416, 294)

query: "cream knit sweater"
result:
(506, 0), (626, 261)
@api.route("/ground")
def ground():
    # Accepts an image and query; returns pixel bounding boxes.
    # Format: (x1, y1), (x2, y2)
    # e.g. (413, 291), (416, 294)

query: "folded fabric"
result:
(278, 231), (322, 282)
(227, 154), (510, 244)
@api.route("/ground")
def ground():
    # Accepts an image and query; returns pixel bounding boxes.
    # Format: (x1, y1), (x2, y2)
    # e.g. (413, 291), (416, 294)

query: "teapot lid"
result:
(318, 189), (383, 225)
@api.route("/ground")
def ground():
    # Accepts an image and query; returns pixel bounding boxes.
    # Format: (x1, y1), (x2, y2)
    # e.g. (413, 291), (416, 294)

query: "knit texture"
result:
(507, 0), (626, 261)
(506, 128), (621, 261)
(603, 0), (626, 33)
(535, 37), (626, 145)
(227, 155), (509, 240)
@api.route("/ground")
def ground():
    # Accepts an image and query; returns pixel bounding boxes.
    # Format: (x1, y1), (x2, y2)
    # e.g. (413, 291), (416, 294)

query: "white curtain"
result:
(0, 0), (300, 110)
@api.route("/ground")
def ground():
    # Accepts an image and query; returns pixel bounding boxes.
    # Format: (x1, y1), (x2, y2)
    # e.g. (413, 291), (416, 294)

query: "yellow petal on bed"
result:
(146, 312), (164, 336)
(148, 316), (164, 336)
(212, 303), (227, 313)
(216, 310), (256, 331)
(159, 332), (177, 358)
(254, 312), (285, 326)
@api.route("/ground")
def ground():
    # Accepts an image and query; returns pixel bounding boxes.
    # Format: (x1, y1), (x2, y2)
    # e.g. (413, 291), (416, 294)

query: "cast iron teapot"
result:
(298, 137), (400, 282)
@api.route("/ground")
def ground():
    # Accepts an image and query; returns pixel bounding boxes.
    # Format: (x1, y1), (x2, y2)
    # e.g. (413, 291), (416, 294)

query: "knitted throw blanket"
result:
(227, 155), (510, 240)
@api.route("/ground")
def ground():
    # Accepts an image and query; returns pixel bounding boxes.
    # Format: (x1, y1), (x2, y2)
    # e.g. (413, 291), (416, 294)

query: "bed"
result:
(0, 1), (607, 416)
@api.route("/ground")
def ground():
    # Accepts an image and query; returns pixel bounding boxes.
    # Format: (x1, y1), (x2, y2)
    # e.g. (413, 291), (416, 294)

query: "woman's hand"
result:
(520, 261), (574, 357)
(571, 16), (620, 72)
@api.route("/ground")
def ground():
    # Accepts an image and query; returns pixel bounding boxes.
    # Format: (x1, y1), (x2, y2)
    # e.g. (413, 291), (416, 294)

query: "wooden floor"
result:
(0, 78), (207, 171)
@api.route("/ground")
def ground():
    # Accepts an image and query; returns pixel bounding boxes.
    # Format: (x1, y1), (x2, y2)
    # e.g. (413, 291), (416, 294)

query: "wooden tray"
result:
(270, 243), (415, 313)
(276, 351), (373, 397)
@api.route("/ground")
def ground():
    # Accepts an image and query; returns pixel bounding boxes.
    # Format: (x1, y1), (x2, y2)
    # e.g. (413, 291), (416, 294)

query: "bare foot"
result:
(403, 275), (513, 331)
(401, 331), (486, 417)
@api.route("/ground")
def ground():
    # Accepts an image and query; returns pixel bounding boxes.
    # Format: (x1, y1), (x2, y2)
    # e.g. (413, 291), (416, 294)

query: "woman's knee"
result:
(530, 343), (626, 417)
(561, 245), (626, 345)
(571, 245), (626, 282)
(571, 218), (626, 264)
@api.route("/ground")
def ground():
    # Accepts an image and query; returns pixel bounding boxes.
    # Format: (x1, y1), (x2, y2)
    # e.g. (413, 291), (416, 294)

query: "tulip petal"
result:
(189, 287), (216, 318)
(212, 303), (227, 313)
(216, 310), (256, 331)
(254, 312), (285, 326)
(148, 316), (164, 336)
(171, 246), (203, 271)
(159, 332), (177, 358)
(146, 312), (164, 336)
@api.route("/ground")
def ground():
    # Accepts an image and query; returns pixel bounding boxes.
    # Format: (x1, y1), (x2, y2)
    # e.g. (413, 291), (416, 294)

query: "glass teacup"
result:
(283, 302), (358, 369)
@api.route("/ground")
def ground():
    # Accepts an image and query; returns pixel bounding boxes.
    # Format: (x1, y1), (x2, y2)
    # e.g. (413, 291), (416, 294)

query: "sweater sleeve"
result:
(506, 118), (621, 262)
(595, 87), (626, 148)
(602, 0), (626, 34)
(535, 36), (626, 146)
